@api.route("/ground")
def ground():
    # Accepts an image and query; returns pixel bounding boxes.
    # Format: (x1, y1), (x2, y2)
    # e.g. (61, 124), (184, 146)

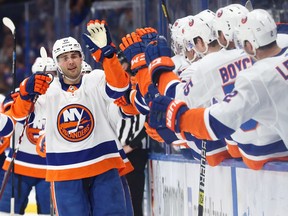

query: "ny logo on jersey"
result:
(26, 112), (45, 145)
(57, 104), (94, 142)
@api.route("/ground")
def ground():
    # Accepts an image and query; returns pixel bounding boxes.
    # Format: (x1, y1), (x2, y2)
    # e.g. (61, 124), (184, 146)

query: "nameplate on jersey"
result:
(57, 104), (94, 142)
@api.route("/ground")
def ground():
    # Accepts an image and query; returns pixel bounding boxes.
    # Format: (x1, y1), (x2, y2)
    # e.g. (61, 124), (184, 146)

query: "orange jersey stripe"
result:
(225, 139), (242, 158)
(119, 161), (134, 176)
(0, 137), (10, 154)
(3, 161), (46, 178)
(206, 150), (232, 167)
(102, 54), (130, 89)
(46, 157), (125, 181)
(180, 108), (212, 140)
(158, 71), (180, 95)
(242, 155), (288, 170)
(5, 96), (32, 121)
(135, 67), (151, 96)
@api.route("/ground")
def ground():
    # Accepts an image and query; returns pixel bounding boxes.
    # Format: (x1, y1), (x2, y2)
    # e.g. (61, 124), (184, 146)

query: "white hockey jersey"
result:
(3, 113), (47, 178)
(205, 53), (288, 150)
(172, 54), (190, 77)
(164, 48), (253, 166)
(35, 70), (128, 181)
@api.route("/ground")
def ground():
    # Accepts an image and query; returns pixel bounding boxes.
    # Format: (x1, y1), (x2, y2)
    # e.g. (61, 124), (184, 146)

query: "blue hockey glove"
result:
(136, 27), (158, 46)
(119, 32), (146, 75)
(82, 20), (117, 63)
(144, 122), (180, 144)
(149, 94), (189, 133)
(145, 36), (175, 84)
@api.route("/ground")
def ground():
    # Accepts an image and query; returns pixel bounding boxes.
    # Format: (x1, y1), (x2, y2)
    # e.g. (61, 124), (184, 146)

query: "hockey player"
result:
(8, 20), (130, 215)
(146, 9), (288, 160)
(0, 56), (56, 215)
(212, 5), (288, 169)
(144, 8), (253, 166)
(170, 16), (192, 76)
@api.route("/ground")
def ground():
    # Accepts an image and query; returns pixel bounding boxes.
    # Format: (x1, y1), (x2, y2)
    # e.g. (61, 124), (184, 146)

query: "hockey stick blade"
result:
(40, 46), (48, 73)
(40, 46), (54, 83)
(245, 0), (253, 12)
(2, 17), (15, 35)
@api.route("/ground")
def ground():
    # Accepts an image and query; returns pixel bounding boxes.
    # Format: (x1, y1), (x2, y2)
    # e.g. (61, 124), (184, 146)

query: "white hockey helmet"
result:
(213, 4), (249, 48)
(31, 57), (57, 73)
(81, 61), (92, 73)
(234, 9), (277, 52)
(171, 16), (192, 55)
(52, 36), (84, 64)
(181, 10), (216, 54)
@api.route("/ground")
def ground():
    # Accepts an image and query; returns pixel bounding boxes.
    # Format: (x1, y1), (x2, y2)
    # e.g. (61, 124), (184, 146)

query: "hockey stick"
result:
(245, 0), (253, 12)
(197, 140), (207, 216)
(161, 0), (172, 29)
(2, 17), (16, 216)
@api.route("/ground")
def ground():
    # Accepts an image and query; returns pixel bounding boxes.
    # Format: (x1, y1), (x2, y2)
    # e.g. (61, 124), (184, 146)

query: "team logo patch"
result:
(217, 10), (223, 17)
(241, 16), (248, 24)
(57, 104), (94, 142)
(189, 19), (194, 27)
(26, 112), (43, 145)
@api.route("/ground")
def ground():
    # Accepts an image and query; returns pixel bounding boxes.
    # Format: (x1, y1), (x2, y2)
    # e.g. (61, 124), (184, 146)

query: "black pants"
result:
(126, 148), (149, 216)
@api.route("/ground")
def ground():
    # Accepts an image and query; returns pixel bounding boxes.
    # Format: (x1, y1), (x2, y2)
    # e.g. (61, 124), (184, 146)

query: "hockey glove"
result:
(119, 32), (146, 75)
(144, 83), (159, 106)
(19, 72), (51, 101)
(149, 95), (189, 133)
(82, 20), (117, 63)
(145, 36), (175, 84)
(144, 122), (180, 144)
(136, 27), (158, 46)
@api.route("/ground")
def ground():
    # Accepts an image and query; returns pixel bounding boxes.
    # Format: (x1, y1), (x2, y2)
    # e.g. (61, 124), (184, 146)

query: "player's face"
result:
(57, 51), (82, 80)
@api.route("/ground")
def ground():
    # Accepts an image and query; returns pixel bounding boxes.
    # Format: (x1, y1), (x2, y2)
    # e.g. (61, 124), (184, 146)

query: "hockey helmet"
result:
(32, 57), (57, 73)
(52, 36), (84, 64)
(234, 9), (277, 52)
(213, 4), (249, 48)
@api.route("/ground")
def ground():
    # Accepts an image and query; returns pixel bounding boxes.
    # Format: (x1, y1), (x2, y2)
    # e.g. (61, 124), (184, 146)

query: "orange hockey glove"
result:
(19, 72), (51, 101)
(119, 32), (146, 75)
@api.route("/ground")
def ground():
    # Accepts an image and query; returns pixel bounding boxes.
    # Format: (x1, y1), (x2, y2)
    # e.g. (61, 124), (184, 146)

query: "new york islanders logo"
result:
(26, 112), (44, 145)
(57, 104), (94, 142)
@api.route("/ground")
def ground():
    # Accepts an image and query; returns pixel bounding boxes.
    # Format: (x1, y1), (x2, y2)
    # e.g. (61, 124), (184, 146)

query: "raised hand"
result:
(145, 36), (175, 83)
(136, 27), (158, 45)
(82, 19), (116, 63)
(19, 72), (52, 101)
(119, 32), (146, 75)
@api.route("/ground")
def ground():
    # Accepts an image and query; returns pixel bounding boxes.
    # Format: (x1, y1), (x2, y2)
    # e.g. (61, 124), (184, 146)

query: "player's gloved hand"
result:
(136, 27), (158, 45)
(114, 88), (132, 106)
(119, 32), (146, 75)
(82, 19), (117, 63)
(19, 72), (52, 101)
(144, 122), (180, 144)
(145, 36), (175, 84)
(2, 91), (20, 112)
(148, 90), (189, 133)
